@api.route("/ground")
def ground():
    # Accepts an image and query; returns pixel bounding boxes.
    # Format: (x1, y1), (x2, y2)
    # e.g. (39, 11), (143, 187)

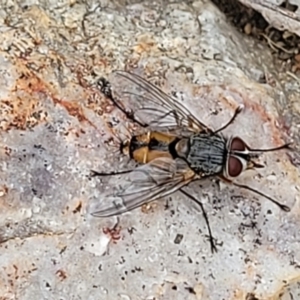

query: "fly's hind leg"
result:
(179, 188), (217, 253)
(90, 169), (134, 177)
(97, 77), (147, 128)
(213, 104), (244, 134)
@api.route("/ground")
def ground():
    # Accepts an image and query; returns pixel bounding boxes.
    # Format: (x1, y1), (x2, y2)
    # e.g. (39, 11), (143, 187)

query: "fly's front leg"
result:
(213, 104), (244, 134)
(218, 175), (290, 212)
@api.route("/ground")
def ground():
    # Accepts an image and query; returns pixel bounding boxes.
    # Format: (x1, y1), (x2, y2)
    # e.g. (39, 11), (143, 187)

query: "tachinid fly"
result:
(91, 71), (291, 252)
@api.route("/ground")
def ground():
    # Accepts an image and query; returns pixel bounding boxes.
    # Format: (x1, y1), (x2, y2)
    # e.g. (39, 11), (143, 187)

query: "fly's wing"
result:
(108, 71), (213, 134)
(91, 157), (198, 217)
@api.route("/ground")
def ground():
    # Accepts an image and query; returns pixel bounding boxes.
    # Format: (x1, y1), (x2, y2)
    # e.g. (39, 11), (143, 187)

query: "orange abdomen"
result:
(124, 131), (178, 164)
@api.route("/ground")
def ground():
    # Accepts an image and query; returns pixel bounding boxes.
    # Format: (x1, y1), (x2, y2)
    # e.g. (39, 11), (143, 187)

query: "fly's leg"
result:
(97, 77), (113, 99)
(179, 188), (217, 253)
(218, 175), (290, 212)
(97, 77), (147, 128)
(213, 104), (244, 134)
(93, 77), (141, 177)
(90, 169), (134, 177)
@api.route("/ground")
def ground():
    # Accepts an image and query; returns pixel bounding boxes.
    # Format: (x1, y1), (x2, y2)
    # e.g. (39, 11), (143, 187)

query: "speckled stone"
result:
(0, 1), (300, 300)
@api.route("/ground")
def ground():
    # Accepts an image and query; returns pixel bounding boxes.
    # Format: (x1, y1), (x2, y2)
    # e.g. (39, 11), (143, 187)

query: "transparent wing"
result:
(109, 71), (213, 134)
(91, 157), (198, 217)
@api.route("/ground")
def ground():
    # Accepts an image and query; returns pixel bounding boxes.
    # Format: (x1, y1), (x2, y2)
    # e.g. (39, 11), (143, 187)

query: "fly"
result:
(91, 71), (291, 253)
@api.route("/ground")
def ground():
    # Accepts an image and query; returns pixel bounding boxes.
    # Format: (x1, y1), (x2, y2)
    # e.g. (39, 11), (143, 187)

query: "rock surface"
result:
(0, 1), (300, 299)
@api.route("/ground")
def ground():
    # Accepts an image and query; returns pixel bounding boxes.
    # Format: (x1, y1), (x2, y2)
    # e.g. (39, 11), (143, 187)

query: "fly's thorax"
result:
(185, 133), (227, 176)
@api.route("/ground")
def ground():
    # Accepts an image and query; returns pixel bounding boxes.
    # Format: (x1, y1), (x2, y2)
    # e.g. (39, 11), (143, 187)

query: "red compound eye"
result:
(230, 137), (246, 151)
(228, 156), (243, 177)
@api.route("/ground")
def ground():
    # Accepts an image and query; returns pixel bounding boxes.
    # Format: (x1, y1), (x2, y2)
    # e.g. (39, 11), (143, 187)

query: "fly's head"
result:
(224, 136), (291, 179)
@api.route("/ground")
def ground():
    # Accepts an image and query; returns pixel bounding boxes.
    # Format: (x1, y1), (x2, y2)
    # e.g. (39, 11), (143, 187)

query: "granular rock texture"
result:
(0, 1), (300, 299)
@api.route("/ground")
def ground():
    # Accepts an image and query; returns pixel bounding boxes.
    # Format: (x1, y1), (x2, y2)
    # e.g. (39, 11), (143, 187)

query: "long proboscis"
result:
(232, 182), (291, 212)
